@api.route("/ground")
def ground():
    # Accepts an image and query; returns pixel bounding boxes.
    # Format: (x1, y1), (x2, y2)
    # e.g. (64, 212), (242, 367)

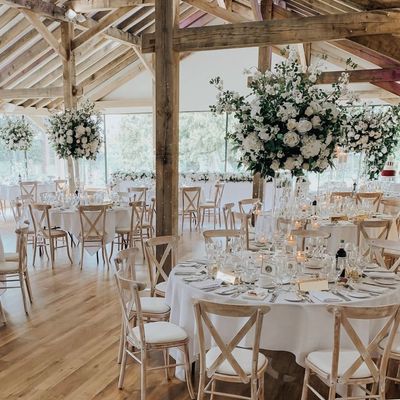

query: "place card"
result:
(298, 278), (329, 292)
(216, 271), (236, 285)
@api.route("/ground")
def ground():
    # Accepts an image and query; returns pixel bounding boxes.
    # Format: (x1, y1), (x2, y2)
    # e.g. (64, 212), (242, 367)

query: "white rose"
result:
(284, 157), (295, 170)
(302, 163), (310, 171)
(85, 127), (91, 133)
(301, 138), (321, 158)
(271, 160), (280, 171)
(76, 125), (85, 137)
(66, 136), (73, 144)
(242, 132), (263, 154)
(66, 129), (73, 136)
(286, 119), (297, 131)
(81, 136), (88, 144)
(297, 119), (313, 133)
(283, 131), (300, 148)
(311, 115), (321, 127)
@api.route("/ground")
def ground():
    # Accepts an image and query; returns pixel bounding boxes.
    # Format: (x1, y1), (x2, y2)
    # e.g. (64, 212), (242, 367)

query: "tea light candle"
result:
(287, 234), (296, 247)
(310, 220), (320, 230)
(259, 235), (267, 244)
(296, 251), (306, 263)
(294, 220), (302, 229)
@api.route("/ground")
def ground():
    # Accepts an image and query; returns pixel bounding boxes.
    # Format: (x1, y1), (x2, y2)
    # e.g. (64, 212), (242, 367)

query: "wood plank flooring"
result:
(0, 221), (399, 400)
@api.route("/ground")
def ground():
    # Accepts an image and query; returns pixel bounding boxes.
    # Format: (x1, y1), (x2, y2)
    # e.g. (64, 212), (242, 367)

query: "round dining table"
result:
(165, 261), (400, 382)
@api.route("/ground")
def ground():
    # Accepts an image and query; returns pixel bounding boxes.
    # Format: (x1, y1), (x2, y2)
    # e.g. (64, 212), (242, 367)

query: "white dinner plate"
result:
(346, 291), (370, 299)
(373, 279), (397, 286)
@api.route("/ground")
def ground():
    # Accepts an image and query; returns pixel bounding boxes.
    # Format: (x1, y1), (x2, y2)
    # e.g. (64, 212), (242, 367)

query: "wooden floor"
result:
(0, 220), (399, 400)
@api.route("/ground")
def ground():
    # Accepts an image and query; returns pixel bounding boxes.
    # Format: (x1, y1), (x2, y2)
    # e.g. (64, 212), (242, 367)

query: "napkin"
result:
(241, 289), (269, 301)
(310, 291), (342, 303)
(178, 261), (204, 268)
(190, 279), (222, 290)
(364, 271), (398, 279)
(174, 266), (203, 275)
(354, 283), (385, 294)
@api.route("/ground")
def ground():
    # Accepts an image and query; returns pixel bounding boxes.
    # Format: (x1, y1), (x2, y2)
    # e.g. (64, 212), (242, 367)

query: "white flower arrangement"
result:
(0, 117), (34, 151)
(340, 105), (400, 179)
(110, 171), (252, 183)
(210, 48), (351, 178)
(47, 100), (103, 161)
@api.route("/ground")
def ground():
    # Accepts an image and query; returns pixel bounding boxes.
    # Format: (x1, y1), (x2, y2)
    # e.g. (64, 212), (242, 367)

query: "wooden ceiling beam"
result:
(340, 0), (400, 9)
(0, 86), (82, 99)
(141, 8), (400, 53)
(65, 0), (153, 13)
(373, 81), (400, 96)
(318, 67), (400, 84)
(182, 0), (251, 22)
(20, 10), (67, 60)
(72, 7), (134, 50)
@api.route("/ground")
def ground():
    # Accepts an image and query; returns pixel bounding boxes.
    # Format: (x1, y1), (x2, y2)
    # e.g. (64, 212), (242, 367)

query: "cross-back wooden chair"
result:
(380, 198), (400, 217)
(357, 219), (392, 257)
(112, 201), (145, 256)
(144, 235), (178, 297)
(377, 328), (400, 391)
(78, 204), (110, 270)
(223, 202), (235, 230)
(114, 247), (170, 364)
(20, 181), (38, 203)
(301, 304), (400, 400)
(54, 179), (67, 192)
(181, 186), (201, 232)
(330, 192), (353, 202)
(356, 192), (383, 212)
(29, 203), (73, 269)
(194, 300), (270, 400)
(368, 239), (400, 273)
(290, 229), (331, 251)
(239, 198), (260, 217)
(114, 272), (194, 400)
(0, 228), (32, 315)
(200, 182), (225, 228)
(128, 187), (148, 205)
(10, 199), (35, 252)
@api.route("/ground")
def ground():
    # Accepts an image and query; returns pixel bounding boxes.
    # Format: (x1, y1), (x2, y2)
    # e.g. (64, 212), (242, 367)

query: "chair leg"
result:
(140, 350), (147, 400)
(163, 349), (171, 381)
(103, 243), (110, 270)
(32, 237), (37, 266)
(49, 238), (55, 269)
(213, 208), (216, 229)
(181, 211), (184, 233)
(183, 344), (195, 399)
(118, 342), (128, 389)
(109, 240), (114, 262)
(328, 384), (337, 400)
(259, 373), (265, 400)
(117, 320), (125, 364)
(24, 272), (33, 303)
(300, 366), (310, 400)
(80, 241), (85, 270)
(65, 235), (73, 265)
(19, 273), (29, 315)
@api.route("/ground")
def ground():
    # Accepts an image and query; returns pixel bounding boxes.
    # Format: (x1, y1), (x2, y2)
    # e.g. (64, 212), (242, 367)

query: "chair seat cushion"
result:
(155, 281), (167, 294)
(206, 346), (267, 376)
(131, 321), (187, 345)
(43, 229), (66, 238)
(379, 334), (400, 355)
(131, 297), (170, 314)
(0, 261), (20, 273)
(200, 202), (215, 208)
(116, 228), (130, 234)
(4, 252), (18, 262)
(307, 350), (372, 379)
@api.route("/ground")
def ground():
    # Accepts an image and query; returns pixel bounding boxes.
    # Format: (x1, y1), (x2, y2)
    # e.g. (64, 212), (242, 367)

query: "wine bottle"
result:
(335, 239), (347, 273)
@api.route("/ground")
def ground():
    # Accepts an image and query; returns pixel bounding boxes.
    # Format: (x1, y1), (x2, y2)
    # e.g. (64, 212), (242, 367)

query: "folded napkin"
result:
(174, 266), (203, 275)
(190, 279), (222, 290)
(364, 271), (398, 279)
(310, 291), (342, 303)
(353, 283), (385, 294)
(178, 261), (204, 268)
(241, 289), (269, 301)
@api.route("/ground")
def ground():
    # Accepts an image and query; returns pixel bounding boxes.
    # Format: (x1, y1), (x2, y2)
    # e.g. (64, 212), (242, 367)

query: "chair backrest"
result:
(182, 186), (201, 213)
(238, 198), (260, 216)
(194, 299), (270, 383)
(203, 229), (241, 243)
(114, 271), (147, 347)
(327, 305), (400, 384)
(145, 197), (156, 227)
(212, 182), (225, 207)
(78, 204), (108, 240)
(128, 201), (145, 246)
(10, 199), (23, 223)
(114, 247), (140, 281)
(15, 227), (28, 273)
(380, 198), (400, 216)
(144, 235), (178, 294)
(54, 179), (67, 192)
(356, 192), (382, 211)
(29, 203), (53, 237)
(368, 239), (400, 272)
(20, 181), (38, 203)
(117, 192), (130, 203)
(128, 187), (148, 204)
(39, 191), (56, 203)
(357, 219), (392, 256)
(222, 203), (235, 230)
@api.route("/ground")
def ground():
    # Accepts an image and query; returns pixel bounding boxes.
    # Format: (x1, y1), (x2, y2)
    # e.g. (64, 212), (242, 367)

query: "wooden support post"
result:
(252, 0), (272, 202)
(61, 21), (77, 194)
(155, 0), (179, 275)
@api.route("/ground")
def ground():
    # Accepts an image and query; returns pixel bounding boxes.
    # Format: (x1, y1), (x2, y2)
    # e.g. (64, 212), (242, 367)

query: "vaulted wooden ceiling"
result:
(0, 0), (400, 113)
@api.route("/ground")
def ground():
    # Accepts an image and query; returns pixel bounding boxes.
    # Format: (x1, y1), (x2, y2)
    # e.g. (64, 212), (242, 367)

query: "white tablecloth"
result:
(166, 268), (400, 378)
(0, 183), (54, 201)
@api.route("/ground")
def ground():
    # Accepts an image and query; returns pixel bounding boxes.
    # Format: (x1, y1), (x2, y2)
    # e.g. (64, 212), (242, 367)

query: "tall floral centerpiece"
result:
(210, 49), (350, 180)
(340, 105), (400, 179)
(0, 117), (35, 178)
(47, 100), (103, 192)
